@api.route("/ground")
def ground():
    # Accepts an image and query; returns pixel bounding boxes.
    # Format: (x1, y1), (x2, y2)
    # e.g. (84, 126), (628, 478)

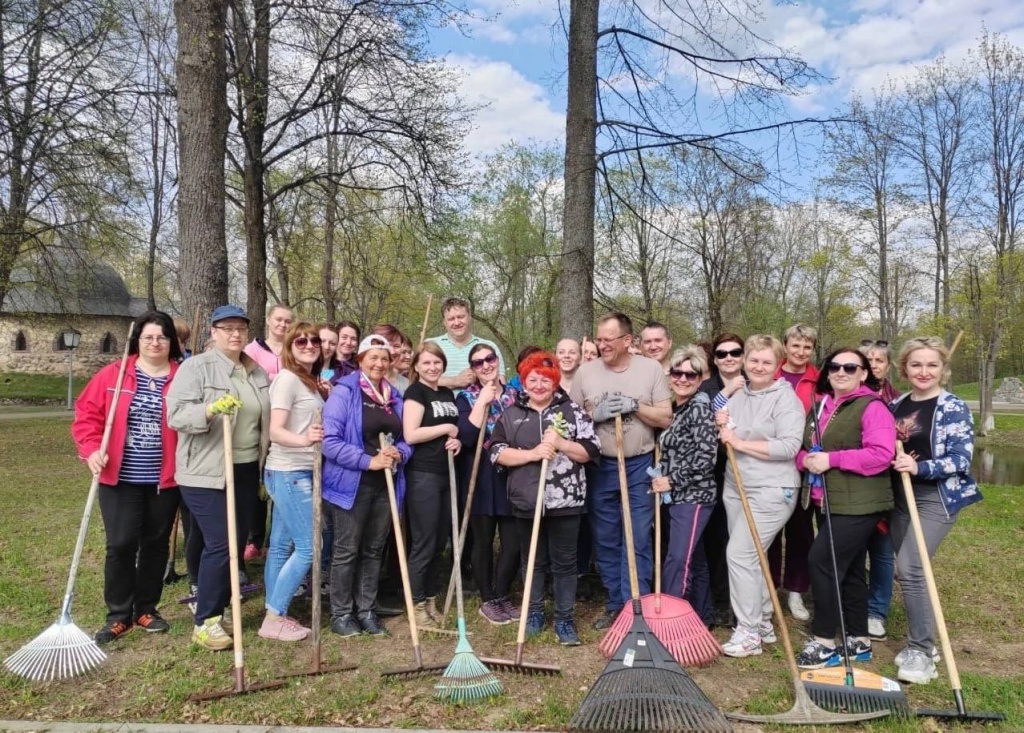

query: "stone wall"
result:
(0, 314), (131, 375)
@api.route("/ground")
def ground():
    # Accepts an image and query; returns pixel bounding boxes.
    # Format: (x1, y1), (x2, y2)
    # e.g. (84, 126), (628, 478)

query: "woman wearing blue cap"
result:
(166, 305), (271, 651)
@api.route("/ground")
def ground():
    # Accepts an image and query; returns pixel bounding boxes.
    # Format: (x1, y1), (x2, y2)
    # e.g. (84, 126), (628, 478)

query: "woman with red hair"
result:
(490, 351), (600, 646)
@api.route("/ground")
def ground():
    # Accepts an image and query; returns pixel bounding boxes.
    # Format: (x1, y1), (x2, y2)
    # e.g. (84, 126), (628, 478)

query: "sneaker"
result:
(357, 612), (388, 636)
(839, 636), (873, 663)
(868, 616), (887, 640)
(243, 542), (259, 562)
(479, 599), (512, 625)
(895, 645), (940, 666)
(722, 627), (762, 658)
(258, 613), (310, 641)
(498, 597), (520, 622)
(555, 619), (581, 646)
(192, 616), (233, 651)
(712, 607), (735, 629)
(330, 614), (361, 637)
(593, 609), (619, 630)
(758, 620), (777, 644)
(424, 596), (442, 622)
(797, 639), (839, 669)
(135, 612), (169, 633)
(788, 591), (810, 621)
(897, 648), (939, 684)
(94, 620), (133, 645)
(525, 611), (546, 638)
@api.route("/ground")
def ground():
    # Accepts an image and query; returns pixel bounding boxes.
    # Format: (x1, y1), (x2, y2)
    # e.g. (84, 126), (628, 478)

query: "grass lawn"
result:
(1, 417), (1022, 731)
(0, 372), (87, 404)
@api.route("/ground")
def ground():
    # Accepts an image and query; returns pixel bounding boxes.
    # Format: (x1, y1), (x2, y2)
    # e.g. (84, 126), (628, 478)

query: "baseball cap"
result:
(357, 334), (392, 356)
(211, 305), (249, 324)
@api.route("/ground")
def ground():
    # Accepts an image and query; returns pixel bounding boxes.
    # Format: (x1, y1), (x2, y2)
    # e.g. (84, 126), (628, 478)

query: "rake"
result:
(480, 459), (561, 676)
(723, 444), (888, 726)
(4, 323), (133, 681)
(435, 452), (502, 702)
(440, 422), (486, 627)
(570, 417), (732, 733)
(598, 448), (720, 668)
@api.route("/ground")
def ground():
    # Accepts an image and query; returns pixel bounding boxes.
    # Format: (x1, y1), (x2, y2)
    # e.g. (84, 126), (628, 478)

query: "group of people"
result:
(72, 299), (979, 686)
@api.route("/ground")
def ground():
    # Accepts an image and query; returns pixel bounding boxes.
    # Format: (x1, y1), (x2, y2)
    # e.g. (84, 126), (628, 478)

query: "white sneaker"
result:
(788, 592), (810, 621)
(895, 645), (940, 666)
(722, 627), (762, 658)
(868, 616), (887, 640)
(896, 648), (938, 684)
(758, 620), (777, 644)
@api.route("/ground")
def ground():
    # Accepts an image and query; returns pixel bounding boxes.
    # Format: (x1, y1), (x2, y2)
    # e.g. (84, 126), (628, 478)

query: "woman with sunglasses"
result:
(652, 346), (718, 627)
(402, 341), (460, 631)
(858, 338), (899, 642)
(259, 323), (328, 642)
(73, 311), (183, 645)
(794, 349), (895, 669)
(889, 337), (981, 684)
(456, 342), (521, 624)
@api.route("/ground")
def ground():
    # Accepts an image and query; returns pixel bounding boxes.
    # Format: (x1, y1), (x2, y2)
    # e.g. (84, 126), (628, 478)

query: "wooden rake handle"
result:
(515, 458), (548, 664)
(616, 416), (642, 602)
(222, 413), (246, 690)
(442, 417), (487, 625)
(310, 409), (324, 669)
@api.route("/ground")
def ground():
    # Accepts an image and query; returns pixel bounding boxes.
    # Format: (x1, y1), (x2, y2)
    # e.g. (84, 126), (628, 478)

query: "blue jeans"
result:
(664, 501), (714, 626)
(263, 469), (314, 616)
(867, 523), (894, 622)
(589, 453), (654, 612)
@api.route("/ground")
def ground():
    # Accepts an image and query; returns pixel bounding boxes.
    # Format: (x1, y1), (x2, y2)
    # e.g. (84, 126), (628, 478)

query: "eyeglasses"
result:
(669, 369), (701, 381)
(860, 339), (889, 348)
(714, 347), (743, 359)
(214, 325), (247, 335)
(828, 362), (863, 375)
(469, 353), (499, 369)
(294, 336), (322, 348)
(139, 335), (170, 344)
(594, 334), (629, 347)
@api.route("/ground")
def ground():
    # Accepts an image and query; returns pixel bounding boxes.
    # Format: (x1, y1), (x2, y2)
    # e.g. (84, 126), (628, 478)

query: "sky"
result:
(430, 0), (1024, 165)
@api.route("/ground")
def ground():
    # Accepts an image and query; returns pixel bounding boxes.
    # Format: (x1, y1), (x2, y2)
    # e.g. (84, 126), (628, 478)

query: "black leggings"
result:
(470, 514), (520, 602)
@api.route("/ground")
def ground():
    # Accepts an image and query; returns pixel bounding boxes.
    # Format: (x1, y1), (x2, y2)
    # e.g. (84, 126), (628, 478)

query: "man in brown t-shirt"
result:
(570, 312), (672, 629)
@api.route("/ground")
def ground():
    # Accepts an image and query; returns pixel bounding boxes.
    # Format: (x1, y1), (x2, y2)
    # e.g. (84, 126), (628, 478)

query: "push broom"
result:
(435, 451), (502, 702)
(723, 444), (888, 726)
(4, 323), (133, 681)
(598, 446), (721, 667)
(570, 417), (732, 732)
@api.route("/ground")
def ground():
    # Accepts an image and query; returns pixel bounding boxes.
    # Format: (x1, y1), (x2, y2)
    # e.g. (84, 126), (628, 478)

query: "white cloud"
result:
(465, 0), (560, 45)
(446, 54), (565, 157)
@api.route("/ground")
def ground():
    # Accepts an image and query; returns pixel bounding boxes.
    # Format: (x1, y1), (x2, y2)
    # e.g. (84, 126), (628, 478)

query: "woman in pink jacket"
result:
(72, 311), (182, 645)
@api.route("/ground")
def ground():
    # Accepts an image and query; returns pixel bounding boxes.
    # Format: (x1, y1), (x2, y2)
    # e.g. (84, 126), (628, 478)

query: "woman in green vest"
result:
(794, 348), (897, 670)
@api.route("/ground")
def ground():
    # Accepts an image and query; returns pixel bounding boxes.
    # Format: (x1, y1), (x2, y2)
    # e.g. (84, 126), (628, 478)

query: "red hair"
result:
(518, 350), (560, 386)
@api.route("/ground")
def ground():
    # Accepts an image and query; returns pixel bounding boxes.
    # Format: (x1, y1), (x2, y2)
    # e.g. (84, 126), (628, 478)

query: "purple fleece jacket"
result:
(796, 385), (896, 476)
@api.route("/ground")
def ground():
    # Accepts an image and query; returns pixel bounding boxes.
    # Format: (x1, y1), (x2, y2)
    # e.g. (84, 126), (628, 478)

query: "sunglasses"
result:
(828, 362), (863, 375)
(469, 353), (499, 369)
(669, 369), (701, 381)
(714, 347), (743, 359)
(294, 336), (322, 348)
(860, 339), (889, 348)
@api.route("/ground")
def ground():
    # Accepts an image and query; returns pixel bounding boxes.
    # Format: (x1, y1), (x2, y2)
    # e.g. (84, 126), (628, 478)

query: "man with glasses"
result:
(428, 297), (505, 391)
(570, 312), (672, 629)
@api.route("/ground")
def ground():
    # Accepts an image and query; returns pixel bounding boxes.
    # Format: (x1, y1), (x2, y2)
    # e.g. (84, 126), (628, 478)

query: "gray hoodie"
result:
(724, 378), (804, 490)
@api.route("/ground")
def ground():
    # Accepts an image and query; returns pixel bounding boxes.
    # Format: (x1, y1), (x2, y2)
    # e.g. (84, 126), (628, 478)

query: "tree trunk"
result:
(558, 0), (598, 338)
(175, 0), (229, 333)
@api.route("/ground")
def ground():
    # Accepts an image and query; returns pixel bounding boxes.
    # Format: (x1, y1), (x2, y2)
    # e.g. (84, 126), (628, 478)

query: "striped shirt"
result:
(119, 367), (168, 484)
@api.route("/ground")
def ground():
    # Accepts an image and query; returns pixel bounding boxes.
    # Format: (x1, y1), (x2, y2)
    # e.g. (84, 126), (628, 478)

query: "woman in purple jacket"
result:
(322, 334), (412, 638)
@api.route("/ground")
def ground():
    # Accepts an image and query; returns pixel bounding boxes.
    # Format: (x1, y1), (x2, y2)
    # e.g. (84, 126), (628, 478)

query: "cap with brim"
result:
(357, 334), (392, 356)
(211, 305), (249, 324)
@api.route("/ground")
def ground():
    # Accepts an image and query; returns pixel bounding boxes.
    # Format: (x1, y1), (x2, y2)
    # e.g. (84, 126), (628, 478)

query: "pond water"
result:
(972, 444), (1024, 486)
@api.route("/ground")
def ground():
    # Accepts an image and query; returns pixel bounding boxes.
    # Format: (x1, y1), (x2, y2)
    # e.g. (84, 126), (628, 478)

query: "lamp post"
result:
(62, 328), (82, 410)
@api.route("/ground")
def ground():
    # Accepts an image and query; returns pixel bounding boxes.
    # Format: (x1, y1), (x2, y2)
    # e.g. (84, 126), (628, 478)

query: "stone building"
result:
(0, 252), (148, 376)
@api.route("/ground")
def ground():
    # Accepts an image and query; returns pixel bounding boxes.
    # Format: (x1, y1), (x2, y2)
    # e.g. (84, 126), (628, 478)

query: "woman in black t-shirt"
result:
(402, 341), (461, 632)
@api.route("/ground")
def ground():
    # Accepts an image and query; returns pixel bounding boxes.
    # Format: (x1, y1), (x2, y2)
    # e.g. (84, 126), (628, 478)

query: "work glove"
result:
(592, 392), (638, 422)
(209, 394), (242, 416)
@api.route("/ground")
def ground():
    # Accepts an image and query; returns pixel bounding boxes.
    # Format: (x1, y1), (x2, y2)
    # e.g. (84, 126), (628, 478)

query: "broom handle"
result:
(654, 444), (662, 611)
(447, 452), (467, 624)
(310, 410), (323, 671)
(418, 294), (433, 349)
(515, 458), (548, 664)
(441, 419), (486, 625)
(223, 414), (246, 692)
(616, 416), (641, 603)
(896, 441), (963, 707)
(382, 433), (422, 668)
(726, 444), (804, 685)
(61, 322), (135, 619)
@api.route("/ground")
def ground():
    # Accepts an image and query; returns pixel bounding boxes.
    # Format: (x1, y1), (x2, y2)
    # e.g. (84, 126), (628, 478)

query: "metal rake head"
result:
(4, 620), (107, 681)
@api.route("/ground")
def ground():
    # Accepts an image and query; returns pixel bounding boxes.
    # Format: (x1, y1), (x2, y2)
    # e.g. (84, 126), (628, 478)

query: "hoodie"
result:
(723, 378), (804, 490)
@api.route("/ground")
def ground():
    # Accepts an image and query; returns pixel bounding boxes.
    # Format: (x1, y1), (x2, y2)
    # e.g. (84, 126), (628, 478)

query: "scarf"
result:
(464, 382), (517, 444)
(359, 371), (393, 412)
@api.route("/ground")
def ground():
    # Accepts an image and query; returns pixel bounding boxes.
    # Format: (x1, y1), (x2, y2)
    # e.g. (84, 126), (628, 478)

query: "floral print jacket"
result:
(889, 390), (982, 515)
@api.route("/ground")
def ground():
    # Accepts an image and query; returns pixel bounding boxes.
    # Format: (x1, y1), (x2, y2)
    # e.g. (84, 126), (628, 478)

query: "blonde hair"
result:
(669, 345), (709, 376)
(897, 337), (951, 385)
(784, 323), (817, 346)
(744, 334), (785, 365)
